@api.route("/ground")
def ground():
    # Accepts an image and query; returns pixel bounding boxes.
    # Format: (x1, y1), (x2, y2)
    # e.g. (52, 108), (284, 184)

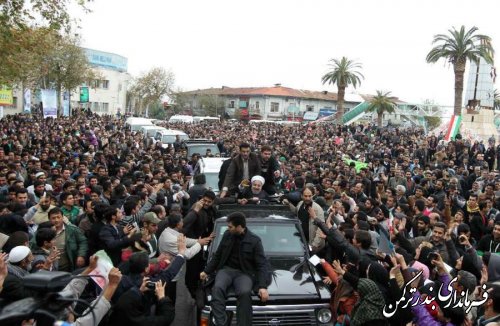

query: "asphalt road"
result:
(171, 273), (198, 326)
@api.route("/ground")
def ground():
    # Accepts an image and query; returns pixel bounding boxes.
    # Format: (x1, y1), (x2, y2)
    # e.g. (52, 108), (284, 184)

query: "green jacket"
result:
(64, 223), (88, 270)
(31, 223), (88, 271)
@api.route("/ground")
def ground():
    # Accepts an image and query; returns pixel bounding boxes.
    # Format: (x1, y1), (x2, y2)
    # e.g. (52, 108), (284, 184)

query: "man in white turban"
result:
(237, 175), (269, 205)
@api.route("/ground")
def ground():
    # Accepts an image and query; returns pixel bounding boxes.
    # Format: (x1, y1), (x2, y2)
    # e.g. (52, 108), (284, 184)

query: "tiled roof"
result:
(183, 86), (341, 101)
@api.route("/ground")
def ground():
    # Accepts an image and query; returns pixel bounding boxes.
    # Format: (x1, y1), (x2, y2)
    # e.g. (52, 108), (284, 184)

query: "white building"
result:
(73, 48), (131, 115)
(4, 48), (130, 116)
(181, 84), (363, 121)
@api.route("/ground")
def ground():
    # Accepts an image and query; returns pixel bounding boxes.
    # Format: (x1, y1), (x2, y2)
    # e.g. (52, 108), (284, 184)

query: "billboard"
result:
(41, 89), (57, 118)
(80, 86), (89, 103)
(0, 86), (13, 106)
(84, 48), (128, 72)
(23, 89), (31, 113)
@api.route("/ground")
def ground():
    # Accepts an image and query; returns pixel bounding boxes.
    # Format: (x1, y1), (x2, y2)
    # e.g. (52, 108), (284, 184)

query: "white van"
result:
(153, 129), (190, 148)
(140, 125), (167, 139)
(169, 115), (194, 123)
(193, 116), (220, 123)
(190, 157), (228, 195)
(125, 117), (155, 132)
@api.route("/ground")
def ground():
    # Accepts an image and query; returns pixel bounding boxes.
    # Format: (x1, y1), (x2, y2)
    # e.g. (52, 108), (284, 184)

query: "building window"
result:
(229, 101), (235, 108)
(102, 80), (109, 89)
(271, 102), (279, 112)
(102, 103), (109, 112)
(255, 101), (260, 109)
(306, 105), (314, 112)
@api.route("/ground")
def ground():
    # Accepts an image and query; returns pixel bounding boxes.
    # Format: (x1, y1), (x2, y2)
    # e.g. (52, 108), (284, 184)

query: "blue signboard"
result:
(319, 107), (336, 118)
(83, 48), (128, 72)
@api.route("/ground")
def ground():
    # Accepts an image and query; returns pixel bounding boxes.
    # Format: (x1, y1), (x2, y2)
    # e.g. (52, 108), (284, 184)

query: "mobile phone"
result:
(428, 252), (439, 261)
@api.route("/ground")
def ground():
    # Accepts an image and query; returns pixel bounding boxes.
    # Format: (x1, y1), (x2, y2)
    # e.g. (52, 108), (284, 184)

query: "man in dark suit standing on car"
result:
(200, 212), (269, 326)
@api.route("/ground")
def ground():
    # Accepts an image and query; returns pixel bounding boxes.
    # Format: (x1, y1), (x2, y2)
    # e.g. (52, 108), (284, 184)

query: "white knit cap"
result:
(251, 175), (265, 185)
(8, 246), (30, 263)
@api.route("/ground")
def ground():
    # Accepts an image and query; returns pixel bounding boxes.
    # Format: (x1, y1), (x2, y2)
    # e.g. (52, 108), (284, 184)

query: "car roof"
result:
(142, 125), (165, 130)
(198, 157), (227, 172)
(156, 129), (188, 136)
(216, 204), (295, 219)
(185, 139), (214, 143)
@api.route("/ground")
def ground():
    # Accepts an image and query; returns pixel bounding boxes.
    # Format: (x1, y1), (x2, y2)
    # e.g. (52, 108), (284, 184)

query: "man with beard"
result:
(258, 145), (280, 195)
(285, 187), (325, 252)
(23, 193), (56, 226)
(477, 221), (500, 254)
(237, 175), (269, 204)
(220, 142), (261, 198)
(409, 221), (459, 265)
(182, 190), (216, 298)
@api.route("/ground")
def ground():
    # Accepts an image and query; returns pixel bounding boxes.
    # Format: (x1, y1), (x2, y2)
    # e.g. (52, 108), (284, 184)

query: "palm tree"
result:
(426, 25), (494, 116)
(367, 90), (397, 128)
(321, 57), (364, 121)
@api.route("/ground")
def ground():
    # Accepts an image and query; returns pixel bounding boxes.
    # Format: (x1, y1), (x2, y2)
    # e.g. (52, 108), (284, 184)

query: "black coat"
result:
(204, 229), (269, 290)
(222, 153), (261, 194)
(99, 224), (138, 266)
(109, 287), (175, 326)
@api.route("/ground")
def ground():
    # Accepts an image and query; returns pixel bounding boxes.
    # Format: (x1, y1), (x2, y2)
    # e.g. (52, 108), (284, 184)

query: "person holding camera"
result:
(109, 235), (188, 326)
(409, 221), (459, 266)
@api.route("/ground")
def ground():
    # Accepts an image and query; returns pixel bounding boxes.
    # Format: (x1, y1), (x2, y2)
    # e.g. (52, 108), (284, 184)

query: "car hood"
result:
(266, 257), (327, 298)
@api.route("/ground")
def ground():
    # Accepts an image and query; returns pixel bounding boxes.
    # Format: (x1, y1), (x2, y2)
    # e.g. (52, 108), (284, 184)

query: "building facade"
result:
(3, 48), (130, 116)
(73, 48), (131, 115)
(181, 85), (363, 121)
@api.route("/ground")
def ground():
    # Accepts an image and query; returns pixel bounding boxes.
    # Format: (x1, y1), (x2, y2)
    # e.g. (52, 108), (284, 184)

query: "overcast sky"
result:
(74, 0), (499, 106)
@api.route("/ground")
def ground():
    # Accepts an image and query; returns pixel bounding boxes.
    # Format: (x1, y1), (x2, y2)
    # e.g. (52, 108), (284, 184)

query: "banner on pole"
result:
(23, 89), (31, 113)
(0, 86), (13, 106)
(63, 91), (70, 116)
(41, 89), (57, 118)
(80, 86), (89, 103)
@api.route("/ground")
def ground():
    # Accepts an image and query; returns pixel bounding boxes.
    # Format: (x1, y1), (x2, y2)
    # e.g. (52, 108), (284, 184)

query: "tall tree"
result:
(426, 25), (494, 116)
(366, 90), (397, 128)
(40, 33), (98, 113)
(321, 57), (364, 121)
(129, 67), (175, 116)
(0, 0), (91, 84)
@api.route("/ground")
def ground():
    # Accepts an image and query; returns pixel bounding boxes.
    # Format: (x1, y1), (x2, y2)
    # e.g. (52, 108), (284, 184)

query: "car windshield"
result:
(213, 222), (304, 256)
(205, 172), (219, 192)
(188, 144), (220, 157)
(162, 134), (188, 143)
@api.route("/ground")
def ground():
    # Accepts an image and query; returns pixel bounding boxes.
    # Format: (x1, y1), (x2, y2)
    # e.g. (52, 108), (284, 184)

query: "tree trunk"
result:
(57, 84), (62, 117)
(453, 59), (466, 116)
(336, 85), (346, 123)
(377, 112), (383, 128)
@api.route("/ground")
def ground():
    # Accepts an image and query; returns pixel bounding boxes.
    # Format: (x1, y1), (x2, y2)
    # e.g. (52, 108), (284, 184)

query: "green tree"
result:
(148, 101), (166, 120)
(424, 116), (442, 130)
(129, 67), (175, 116)
(197, 94), (225, 116)
(426, 25), (494, 116)
(39, 33), (98, 114)
(367, 90), (397, 128)
(321, 57), (364, 121)
(0, 0), (90, 84)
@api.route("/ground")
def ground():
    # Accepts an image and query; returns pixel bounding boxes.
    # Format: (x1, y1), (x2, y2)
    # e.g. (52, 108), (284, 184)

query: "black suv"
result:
(200, 204), (333, 326)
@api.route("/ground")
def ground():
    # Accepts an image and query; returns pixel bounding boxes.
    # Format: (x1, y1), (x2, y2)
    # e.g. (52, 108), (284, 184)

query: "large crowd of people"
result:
(0, 109), (500, 325)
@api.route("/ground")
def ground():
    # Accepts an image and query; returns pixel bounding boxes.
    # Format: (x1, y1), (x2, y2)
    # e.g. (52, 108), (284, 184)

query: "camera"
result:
(146, 281), (156, 290)
(459, 235), (468, 244)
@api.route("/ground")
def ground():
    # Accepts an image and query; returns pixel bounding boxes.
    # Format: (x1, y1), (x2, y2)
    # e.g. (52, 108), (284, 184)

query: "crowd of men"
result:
(0, 109), (500, 325)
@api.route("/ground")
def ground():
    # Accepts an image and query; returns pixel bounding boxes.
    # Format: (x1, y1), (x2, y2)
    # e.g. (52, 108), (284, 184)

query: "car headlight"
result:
(316, 308), (332, 324)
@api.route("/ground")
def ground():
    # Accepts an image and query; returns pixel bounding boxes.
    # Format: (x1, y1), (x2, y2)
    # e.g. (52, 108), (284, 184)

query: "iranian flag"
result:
(444, 115), (462, 141)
